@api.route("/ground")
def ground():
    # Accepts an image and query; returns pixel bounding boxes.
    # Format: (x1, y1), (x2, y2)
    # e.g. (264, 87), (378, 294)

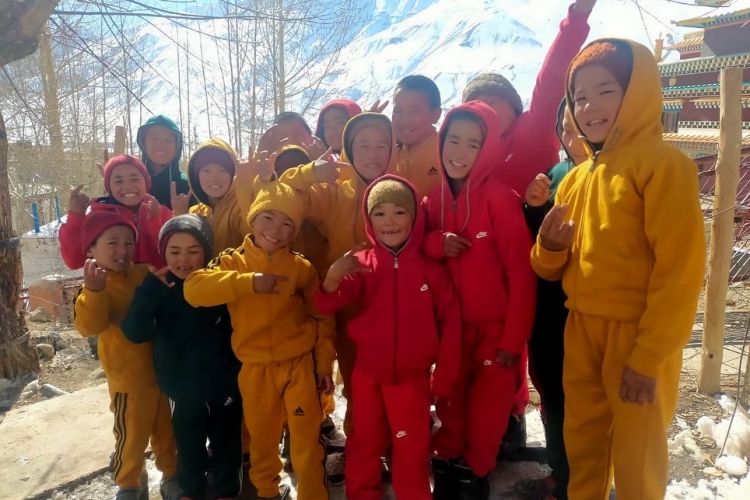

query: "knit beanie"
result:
(568, 40), (633, 93)
(246, 183), (304, 236)
(103, 154), (152, 194)
(158, 214), (214, 264)
(191, 148), (235, 177)
(366, 178), (416, 220)
(462, 73), (523, 117)
(343, 113), (393, 164)
(80, 211), (137, 254)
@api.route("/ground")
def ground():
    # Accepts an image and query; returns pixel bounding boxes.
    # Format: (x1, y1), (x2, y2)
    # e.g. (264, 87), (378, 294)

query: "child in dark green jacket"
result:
(123, 214), (241, 500)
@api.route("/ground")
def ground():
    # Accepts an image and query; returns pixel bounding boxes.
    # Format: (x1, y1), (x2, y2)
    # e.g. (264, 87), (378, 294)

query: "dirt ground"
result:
(4, 303), (746, 499)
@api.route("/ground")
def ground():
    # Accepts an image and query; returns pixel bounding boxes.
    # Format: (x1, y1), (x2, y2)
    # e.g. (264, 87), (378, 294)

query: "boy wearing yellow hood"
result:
(277, 113), (397, 435)
(531, 40), (704, 500)
(184, 183), (335, 500)
(187, 137), (266, 256)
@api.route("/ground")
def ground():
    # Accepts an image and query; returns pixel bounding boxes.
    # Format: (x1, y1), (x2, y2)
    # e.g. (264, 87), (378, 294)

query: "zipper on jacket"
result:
(574, 151), (603, 305)
(393, 256), (399, 383)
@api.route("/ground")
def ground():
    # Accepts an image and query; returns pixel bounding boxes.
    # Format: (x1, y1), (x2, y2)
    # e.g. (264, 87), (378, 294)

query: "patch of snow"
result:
(666, 476), (750, 499)
(696, 395), (750, 475)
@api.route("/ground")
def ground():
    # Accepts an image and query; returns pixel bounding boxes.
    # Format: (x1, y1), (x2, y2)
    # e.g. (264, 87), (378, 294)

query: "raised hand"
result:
(574, 0), (596, 15)
(368, 99), (389, 113)
(443, 232), (471, 257)
(525, 174), (551, 208)
(252, 273), (289, 294)
(619, 366), (656, 405)
(149, 265), (175, 288)
(538, 204), (575, 252)
(170, 182), (191, 216)
(83, 259), (107, 292)
(302, 136), (328, 160)
(69, 185), (90, 215)
(322, 244), (371, 292)
(313, 148), (345, 184)
(143, 195), (162, 220)
(250, 149), (279, 182)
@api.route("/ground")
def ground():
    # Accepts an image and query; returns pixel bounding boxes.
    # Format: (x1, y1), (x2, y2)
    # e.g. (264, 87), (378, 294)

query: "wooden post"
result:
(113, 125), (127, 155)
(654, 36), (664, 62)
(699, 67), (743, 394)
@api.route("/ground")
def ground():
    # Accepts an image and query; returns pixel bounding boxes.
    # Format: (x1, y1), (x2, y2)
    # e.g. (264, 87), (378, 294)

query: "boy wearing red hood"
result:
(315, 99), (362, 154)
(423, 102), (536, 499)
(316, 175), (460, 500)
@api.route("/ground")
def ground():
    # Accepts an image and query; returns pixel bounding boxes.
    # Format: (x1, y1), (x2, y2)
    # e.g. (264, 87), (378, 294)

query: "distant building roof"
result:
(674, 2), (750, 28)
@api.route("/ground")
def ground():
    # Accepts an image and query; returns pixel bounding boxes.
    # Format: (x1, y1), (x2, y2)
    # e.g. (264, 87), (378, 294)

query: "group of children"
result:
(61, 1), (708, 499)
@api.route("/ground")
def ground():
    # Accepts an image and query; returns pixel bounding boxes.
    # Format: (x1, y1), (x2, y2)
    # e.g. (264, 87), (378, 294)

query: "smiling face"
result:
(198, 163), (233, 202)
(164, 232), (205, 280)
(144, 125), (177, 168)
(87, 225), (135, 272)
(442, 118), (484, 184)
(251, 210), (295, 253)
(369, 202), (413, 251)
(392, 88), (440, 147)
(351, 126), (391, 182)
(572, 64), (625, 145)
(109, 164), (148, 207)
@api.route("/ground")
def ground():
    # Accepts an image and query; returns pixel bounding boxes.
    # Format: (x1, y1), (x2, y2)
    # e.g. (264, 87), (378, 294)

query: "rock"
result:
(31, 331), (72, 352)
(0, 400), (12, 412)
(35, 343), (55, 360)
(88, 368), (105, 380)
(22, 380), (39, 394)
(40, 384), (68, 398)
(28, 308), (53, 323)
(0, 378), (13, 394)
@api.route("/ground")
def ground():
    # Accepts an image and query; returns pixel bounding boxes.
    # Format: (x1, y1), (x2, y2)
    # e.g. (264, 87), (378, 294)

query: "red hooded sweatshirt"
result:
(423, 102), (536, 356)
(315, 175), (461, 397)
(315, 98), (363, 149)
(494, 4), (591, 194)
(59, 195), (171, 269)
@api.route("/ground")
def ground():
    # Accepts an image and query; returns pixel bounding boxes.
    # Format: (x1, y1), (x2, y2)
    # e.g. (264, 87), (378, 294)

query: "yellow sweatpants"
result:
(563, 312), (682, 500)
(238, 353), (328, 500)
(108, 385), (177, 489)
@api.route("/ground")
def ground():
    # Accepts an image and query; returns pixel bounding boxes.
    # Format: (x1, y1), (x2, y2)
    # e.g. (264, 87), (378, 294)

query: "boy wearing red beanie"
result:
(60, 154), (173, 269)
(73, 211), (178, 500)
(532, 39), (704, 499)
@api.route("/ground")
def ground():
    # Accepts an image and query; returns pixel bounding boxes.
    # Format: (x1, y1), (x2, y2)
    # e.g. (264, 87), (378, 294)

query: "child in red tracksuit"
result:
(424, 101), (536, 499)
(60, 154), (173, 269)
(316, 175), (461, 500)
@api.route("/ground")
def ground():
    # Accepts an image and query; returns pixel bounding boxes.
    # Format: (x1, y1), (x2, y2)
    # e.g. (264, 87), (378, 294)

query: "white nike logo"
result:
(476, 231), (488, 239)
(396, 431), (407, 438)
(420, 284), (429, 292)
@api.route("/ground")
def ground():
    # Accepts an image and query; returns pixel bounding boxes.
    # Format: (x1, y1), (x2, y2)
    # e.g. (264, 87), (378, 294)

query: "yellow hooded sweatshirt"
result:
(394, 128), (441, 200)
(188, 138), (267, 256)
(530, 39), (705, 379)
(183, 234), (336, 375)
(277, 113), (398, 267)
(74, 264), (154, 392)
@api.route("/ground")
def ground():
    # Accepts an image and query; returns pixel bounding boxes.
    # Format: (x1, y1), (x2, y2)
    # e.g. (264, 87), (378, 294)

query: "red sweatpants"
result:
(433, 322), (517, 476)
(345, 367), (432, 500)
(512, 347), (529, 415)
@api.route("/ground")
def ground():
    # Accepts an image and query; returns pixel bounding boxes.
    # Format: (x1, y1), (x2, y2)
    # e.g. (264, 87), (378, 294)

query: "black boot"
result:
(431, 456), (457, 500)
(455, 464), (490, 500)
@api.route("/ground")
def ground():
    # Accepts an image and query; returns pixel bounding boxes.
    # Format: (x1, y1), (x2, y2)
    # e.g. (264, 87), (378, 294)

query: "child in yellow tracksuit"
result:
(531, 39), (705, 500)
(277, 113), (397, 436)
(184, 183), (335, 500)
(73, 211), (178, 500)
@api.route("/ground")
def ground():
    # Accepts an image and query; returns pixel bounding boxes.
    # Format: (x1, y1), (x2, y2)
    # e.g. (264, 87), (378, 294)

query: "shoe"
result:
(258, 483), (291, 500)
(321, 423), (346, 454)
(500, 413), (527, 459)
(115, 488), (145, 500)
(431, 456), (457, 500)
(455, 465), (489, 500)
(160, 475), (182, 500)
(326, 452), (345, 484)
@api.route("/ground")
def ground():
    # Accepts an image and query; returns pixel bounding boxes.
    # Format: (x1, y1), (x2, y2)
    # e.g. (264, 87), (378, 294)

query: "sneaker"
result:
(160, 475), (182, 500)
(114, 488), (145, 500)
(431, 456), (457, 500)
(456, 466), (489, 500)
(326, 452), (345, 484)
(500, 413), (527, 459)
(258, 483), (291, 500)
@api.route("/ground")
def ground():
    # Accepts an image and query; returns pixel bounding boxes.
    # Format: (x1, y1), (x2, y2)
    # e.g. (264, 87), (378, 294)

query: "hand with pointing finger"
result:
(83, 259), (107, 292)
(170, 182), (191, 216)
(149, 265), (175, 288)
(539, 204), (575, 252)
(253, 273), (289, 294)
(323, 243), (371, 293)
(69, 185), (90, 215)
(368, 99), (389, 113)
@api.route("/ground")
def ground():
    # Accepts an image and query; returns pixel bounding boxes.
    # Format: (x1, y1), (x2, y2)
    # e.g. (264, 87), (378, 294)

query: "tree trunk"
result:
(0, 109), (40, 379)
(0, 0), (59, 68)
(37, 23), (65, 184)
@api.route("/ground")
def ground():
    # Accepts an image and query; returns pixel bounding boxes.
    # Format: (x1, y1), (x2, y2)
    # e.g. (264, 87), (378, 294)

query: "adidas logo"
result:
(427, 166), (439, 175)
(476, 231), (488, 239)
(420, 284), (429, 292)
(293, 406), (305, 417)
(396, 430), (408, 438)
(224, 397), (233, 406)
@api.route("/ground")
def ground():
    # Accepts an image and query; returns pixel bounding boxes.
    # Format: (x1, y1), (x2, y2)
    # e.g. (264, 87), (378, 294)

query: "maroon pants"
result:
(432, 322), (517, 476)
(345, 367), (432, 500)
